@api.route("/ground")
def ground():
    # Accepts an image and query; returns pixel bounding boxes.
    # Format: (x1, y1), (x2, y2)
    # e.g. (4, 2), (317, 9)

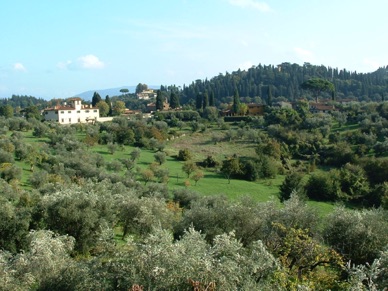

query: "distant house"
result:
(43, 98), (99, 124)
(122, 108), (142, 117)
(137, 89), (157, 100)
(309, 102), (336, 113)
(220, 103), (265, 117)
(247, 103), (265, 115)
(146, 101), (170, 113)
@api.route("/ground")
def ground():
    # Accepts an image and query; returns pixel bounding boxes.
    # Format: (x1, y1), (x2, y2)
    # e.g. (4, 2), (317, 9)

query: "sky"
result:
(1, 0), (388, 99)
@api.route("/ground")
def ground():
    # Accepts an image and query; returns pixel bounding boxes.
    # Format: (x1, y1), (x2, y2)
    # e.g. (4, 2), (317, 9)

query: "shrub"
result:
(172, 189), (200, 208)
(305, 171), (341, 201)
(106, 160), (123, 172)
(177, 148), (192, 161)
(279, 171), (305, 202)
(200, 155), (219, 168)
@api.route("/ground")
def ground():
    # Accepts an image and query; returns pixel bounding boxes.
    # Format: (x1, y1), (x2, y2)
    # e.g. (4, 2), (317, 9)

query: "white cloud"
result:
(293, 47), (315, 63)
(57, 54), (105, 70)
(77, 54), (105, 69)
(13, 63), (27, 72)
(57, 60), (72, 70)
(229, 0), (271, 12)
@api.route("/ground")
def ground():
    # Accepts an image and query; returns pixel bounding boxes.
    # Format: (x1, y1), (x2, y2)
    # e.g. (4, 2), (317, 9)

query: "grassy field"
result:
(88, 141), (280, 201)
(15, 126), (342, 216)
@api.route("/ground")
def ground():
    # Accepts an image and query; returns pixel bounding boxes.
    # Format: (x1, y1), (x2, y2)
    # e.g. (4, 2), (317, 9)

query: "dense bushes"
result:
(154, 110), (200, 121)
(0, 177), (387, 290)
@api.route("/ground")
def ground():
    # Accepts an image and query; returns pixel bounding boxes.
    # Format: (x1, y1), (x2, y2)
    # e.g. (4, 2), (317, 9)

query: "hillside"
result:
(180, 63), (388, 105)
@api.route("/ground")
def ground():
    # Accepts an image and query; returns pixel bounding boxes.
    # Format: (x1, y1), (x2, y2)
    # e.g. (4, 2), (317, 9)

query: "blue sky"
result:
(1, 0), (387, 99)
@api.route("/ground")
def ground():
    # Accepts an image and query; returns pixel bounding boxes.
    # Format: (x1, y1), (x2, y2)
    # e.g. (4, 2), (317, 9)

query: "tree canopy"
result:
(300, 78), (335, 102)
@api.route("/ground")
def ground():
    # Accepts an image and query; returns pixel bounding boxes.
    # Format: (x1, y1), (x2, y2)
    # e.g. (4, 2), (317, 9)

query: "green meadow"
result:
(16, 126), (340, 216)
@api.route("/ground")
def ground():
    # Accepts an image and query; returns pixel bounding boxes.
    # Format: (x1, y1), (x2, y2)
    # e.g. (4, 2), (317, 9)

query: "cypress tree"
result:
(156, 90), (164, 111)
(196, 93), (202, 110)
(202, 91), (209, 110)
(105, 95), (112, 116)
(232, 88), (240, 114)
(92, 92), (102, 107)
(209, 90), (215, 106)
(170, 91), (180, 109)
(267, 85), (273, 106)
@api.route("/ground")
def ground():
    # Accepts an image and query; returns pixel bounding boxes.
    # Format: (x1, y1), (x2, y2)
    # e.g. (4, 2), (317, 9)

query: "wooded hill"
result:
(180, 63), (388, 104)
(1, 63), (388, 112)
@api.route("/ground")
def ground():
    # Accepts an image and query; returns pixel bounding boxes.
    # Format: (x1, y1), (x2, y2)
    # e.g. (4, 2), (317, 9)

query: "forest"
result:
(0, 63), (388, 290)
(180, 63), (388, 105)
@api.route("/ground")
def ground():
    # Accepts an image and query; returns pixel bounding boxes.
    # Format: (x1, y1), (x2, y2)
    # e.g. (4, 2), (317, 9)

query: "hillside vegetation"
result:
(0, 98), (388, 289)
(1, 62), (388, 289)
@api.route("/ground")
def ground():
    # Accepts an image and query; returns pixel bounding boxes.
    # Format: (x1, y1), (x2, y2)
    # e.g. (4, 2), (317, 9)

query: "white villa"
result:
(43, 98), (99, 124)
(137, 89), (157, 100)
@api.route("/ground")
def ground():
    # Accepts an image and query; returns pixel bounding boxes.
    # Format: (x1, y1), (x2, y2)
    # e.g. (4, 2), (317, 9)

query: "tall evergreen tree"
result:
(170, 91), (180, 109)
(105, 95), (112, 116)
(92, 92), (102, 107)
(267, 85), (273, 106)
(209, 90), (215, 106)
(195, 93), (202, 110)
(232, 88), (240, 114)
(202, 91), (209, 110)
(155, 90), (164, 111)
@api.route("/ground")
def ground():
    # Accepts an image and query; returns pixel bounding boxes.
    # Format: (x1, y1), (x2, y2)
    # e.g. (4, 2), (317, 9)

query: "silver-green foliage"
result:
(97, 227), (279, 290)
(0, 230), (77, 291)
(323, 207), (388, 265)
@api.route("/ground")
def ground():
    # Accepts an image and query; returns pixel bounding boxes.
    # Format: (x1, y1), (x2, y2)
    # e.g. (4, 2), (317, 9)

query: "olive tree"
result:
(323, 207), (388, 265)
(37, 184), (116, 254)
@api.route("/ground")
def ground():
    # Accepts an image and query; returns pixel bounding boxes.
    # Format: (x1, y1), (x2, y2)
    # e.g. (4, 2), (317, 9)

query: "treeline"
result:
(0, 94), (49, 109)
(180, 63), (388, 104)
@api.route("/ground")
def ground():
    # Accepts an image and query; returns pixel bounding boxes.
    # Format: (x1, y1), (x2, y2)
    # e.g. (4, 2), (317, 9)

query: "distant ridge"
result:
(75, 85), (160, 101)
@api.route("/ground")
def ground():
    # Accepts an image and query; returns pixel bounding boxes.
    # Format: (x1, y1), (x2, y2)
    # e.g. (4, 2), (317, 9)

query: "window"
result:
(45, 111), (48, 115)
(60, 111), (64, 114)
(85, 110), (90, 113)
(69, 118), (71, 122)
(55, 111), (58, 114)
(77, 110), (80, 113)
(78, 118), (81, 122)
(93, 109), (97, 112)
(61, 118), (64, 123)
(68, 111), (71, 113)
